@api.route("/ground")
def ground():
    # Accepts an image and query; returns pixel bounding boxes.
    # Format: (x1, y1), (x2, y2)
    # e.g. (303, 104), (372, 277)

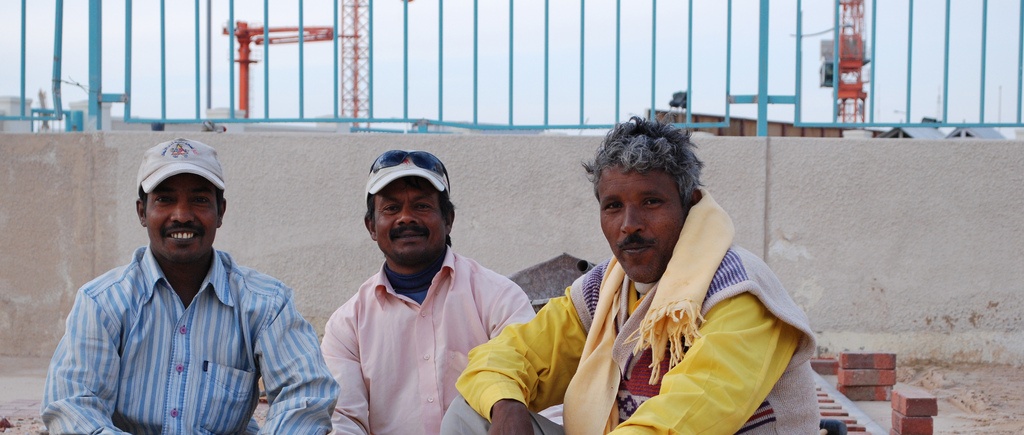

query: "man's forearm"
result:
(262, 394), (336, 434)
(258, 302), (339, 432)
(487, 399), (534, 434)
(41, 397), (129, 435)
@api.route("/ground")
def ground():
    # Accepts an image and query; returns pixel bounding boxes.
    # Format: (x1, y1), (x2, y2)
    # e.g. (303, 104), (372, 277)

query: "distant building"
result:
(946, 127), (1004, 139)
(879, 127), (945, 139)
(652, 110), (878, 138)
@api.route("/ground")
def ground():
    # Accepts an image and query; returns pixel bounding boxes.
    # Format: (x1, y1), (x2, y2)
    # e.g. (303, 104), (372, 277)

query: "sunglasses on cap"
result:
(369, 150), (449, 180)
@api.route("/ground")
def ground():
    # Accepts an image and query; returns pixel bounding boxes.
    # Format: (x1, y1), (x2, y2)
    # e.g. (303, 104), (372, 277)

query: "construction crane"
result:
(340, 0), (369, 121)
(836, 0), (868, 123)
(224, 21), (335, 118)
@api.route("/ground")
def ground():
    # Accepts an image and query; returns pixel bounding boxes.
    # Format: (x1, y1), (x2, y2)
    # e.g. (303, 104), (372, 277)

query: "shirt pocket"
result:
(197, 361), (258, 434)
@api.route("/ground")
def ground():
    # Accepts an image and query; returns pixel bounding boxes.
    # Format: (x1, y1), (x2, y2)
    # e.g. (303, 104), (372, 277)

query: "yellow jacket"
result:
(456, 285), (801, 433)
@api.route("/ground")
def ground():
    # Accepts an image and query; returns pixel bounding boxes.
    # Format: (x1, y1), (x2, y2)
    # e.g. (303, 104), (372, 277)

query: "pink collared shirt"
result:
(321, 249), (535, 435)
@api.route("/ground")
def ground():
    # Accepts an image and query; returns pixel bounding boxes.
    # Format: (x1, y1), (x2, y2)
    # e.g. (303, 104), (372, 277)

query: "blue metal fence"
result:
(2, 0), (65, 127)
(3, 0), (1023, 134)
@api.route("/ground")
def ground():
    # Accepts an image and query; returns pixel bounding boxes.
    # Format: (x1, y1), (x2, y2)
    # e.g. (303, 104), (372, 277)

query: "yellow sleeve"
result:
(611, 292), (801, 434)
(456, 287), (588, 421)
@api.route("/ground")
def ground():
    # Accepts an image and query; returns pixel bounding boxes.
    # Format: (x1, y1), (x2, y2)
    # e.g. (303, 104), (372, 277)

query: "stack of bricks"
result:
(836, 352), (896, 401)
(891, 385), (938, 435)
(811, 356), (866, 432)
(811, 356), (839, 376)
(815, 386), (866, 432)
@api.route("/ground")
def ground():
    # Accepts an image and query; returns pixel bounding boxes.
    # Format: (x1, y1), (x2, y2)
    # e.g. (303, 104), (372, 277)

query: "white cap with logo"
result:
(137, 138), (226, 193)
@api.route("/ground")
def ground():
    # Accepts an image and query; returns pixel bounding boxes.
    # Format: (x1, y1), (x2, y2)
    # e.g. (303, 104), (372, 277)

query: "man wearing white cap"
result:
(320, 150), (536, 434)
(42, 138), (339, 434)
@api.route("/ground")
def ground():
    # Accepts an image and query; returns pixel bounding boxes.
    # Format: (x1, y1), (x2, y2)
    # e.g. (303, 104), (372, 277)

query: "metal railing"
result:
(2, 0), (64, 127)
(3, 0), (1023, 134)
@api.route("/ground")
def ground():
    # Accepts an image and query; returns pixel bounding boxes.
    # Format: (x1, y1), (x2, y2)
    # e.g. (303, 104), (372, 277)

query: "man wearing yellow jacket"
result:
(441, 117), (819, 434)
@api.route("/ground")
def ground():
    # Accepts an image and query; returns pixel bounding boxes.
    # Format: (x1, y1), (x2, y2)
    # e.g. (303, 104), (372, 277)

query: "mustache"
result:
(162, 224), (204, 237)
(390, 225), (429, 239)
(618, 233), (654, 250)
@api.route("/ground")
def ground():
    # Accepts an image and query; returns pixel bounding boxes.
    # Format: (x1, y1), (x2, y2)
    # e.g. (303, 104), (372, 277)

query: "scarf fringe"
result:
(630, 299), (705, 384)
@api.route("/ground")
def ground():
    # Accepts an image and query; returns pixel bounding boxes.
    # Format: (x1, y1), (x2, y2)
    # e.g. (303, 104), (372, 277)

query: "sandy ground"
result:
(1, 357), (1022, 434)
(898, 361), (1024, 434)
(0, 403), (269, 434)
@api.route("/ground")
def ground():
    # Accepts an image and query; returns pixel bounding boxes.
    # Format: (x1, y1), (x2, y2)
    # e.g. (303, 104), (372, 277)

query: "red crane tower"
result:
(836, 0), (869, 123)
(340, 0), (369, 121)
(224, 21), (335, 118)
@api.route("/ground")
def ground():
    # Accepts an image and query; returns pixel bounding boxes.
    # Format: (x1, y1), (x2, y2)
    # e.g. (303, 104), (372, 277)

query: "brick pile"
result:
(837, 352), (896, 401)
(811, 357), (839, 376)
(815, 385), (867, 432)
(890, 385), (938, 435)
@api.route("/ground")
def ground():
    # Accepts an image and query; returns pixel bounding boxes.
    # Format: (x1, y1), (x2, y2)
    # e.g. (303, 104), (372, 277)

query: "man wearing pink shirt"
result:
(320, 150), (535, 435)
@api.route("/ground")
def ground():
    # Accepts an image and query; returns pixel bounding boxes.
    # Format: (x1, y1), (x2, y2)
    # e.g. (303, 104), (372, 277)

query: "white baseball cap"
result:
(365, 150), (450, 197)
(137, 138), (226, 193)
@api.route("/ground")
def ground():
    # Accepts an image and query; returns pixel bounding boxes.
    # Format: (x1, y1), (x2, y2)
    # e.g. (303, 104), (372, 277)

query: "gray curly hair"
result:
(583, 116), (704, 204)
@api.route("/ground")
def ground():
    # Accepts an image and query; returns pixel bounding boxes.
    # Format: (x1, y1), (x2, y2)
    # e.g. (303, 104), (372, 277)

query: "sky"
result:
(2, 0), (1023, 132)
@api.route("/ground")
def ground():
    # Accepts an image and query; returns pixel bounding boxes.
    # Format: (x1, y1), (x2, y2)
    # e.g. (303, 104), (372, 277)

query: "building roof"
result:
(507, 253), (592, 311)
(945, 127), (1005, 139)
(879, 127), (946, 139)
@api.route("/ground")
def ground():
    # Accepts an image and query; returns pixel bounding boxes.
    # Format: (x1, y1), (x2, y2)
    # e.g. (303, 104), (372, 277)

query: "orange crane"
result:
(836, 0), (868, 123)
(224, 21), (335, 118)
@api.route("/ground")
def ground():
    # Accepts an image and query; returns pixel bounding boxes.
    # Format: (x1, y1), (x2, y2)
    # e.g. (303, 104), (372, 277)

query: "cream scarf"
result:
(563, 189), (735, 434)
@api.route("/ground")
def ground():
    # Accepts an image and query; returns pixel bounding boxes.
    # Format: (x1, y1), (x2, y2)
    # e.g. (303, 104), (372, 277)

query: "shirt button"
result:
(423, 354), (430, 360)
(179, 326), (187, 334)
(170, 409), (179, 418)
(420, 312), (427, 317)
(176, 364), (184, 373)
(428, 397), (435, 403)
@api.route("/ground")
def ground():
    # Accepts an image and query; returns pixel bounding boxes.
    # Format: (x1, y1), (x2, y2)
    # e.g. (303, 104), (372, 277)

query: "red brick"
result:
(891, 410), (933, 434)
(840, 352), (896, 369)
(837, 368), (897, 386)
(892, 386), (938, 417)
(812, 358), (840, 375)
(838, 384), (892, 401)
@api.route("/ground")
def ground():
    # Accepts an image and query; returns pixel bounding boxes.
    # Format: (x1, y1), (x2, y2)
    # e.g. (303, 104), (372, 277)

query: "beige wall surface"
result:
(1, 132), (1022, 366)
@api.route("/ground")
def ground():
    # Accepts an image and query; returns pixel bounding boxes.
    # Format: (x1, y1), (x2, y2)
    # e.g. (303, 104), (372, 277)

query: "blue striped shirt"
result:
(42, 247), (339, 434)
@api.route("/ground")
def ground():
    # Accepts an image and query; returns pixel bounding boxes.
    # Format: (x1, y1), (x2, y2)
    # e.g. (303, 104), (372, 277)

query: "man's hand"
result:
(488, 399), (533, 435)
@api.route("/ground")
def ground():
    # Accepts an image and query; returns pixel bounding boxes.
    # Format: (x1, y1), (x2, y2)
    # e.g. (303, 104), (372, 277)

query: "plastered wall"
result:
(2, 132), (1022, 365)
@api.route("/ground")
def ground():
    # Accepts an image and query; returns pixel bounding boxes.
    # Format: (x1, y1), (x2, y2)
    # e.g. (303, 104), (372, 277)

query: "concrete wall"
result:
(1, 132), (1022, 365)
